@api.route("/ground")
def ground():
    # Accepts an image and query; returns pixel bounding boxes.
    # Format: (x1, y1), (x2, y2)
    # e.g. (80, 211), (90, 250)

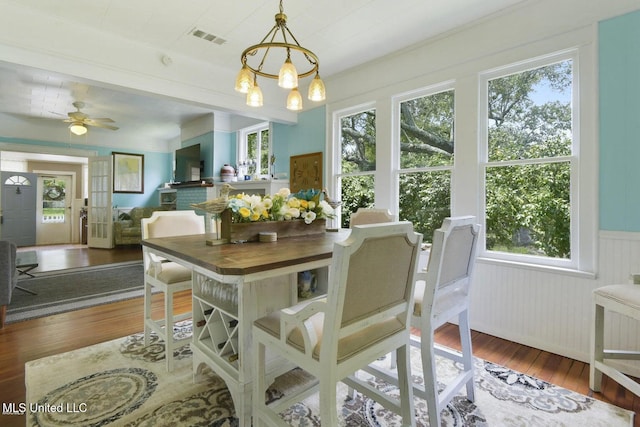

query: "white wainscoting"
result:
(469, 230), (640, 374)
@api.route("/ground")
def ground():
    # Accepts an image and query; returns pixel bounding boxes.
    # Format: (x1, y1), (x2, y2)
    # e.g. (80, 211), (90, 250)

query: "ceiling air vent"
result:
(191, 28), (227, 45)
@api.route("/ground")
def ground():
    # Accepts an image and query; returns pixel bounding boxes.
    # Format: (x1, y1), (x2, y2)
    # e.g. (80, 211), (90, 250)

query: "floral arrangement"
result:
(227, 188), (335, 224)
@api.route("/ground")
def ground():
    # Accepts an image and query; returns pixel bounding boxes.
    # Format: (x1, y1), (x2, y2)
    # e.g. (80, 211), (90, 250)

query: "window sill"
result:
(476, 256), (596, 280)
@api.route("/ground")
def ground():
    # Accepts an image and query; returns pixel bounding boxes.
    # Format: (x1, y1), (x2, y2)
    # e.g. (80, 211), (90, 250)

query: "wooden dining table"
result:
(142, 229), (351, 426)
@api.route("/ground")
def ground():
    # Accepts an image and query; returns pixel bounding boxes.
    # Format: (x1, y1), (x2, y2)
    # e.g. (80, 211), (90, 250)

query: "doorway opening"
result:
(0, 149), (90, 247)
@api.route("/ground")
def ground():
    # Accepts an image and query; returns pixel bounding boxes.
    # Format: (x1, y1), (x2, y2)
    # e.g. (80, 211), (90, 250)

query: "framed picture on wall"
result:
(113, 152), (144, 193)
(290, 152), (322, 193)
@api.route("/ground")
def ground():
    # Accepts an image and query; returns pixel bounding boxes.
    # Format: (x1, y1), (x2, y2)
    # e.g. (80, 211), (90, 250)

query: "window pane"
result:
(400, 90), (454, 168)
(399, 171), (451, 243)
(485, 162), (570, 258)
(260, 129), (270, 175)
(42, 178), (66, 224)
(341, 109), (376, 173)
(340, 175), (374, 228)
(247, 132), (257, 161)
(488, 60), (572, 161)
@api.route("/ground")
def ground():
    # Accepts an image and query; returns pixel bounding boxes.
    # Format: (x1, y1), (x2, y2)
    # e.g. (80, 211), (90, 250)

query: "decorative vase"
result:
(219, 209), (326, 243)
(221, 164), (235, 182)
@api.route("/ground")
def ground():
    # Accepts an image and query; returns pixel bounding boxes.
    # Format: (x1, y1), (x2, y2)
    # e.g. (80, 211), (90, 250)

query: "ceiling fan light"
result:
(69, 122), (87, 135)
(246, 81), (263, 107)
(235, 64), (254, 93)
(278, 57), (298, 89)
(286, 88), (303, 111)
(308, 73), (326, 101)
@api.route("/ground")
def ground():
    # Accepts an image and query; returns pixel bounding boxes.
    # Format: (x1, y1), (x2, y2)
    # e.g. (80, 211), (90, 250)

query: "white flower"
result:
(284, 207), (301, 220)
(318, 200), (335, 217)
(277, 188), (290, 198)
(303, 211), (317, 224)
(248, 194), (262, 207)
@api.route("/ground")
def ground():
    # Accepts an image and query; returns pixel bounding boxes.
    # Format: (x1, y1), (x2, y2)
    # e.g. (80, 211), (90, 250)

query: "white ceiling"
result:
(0, 0), (526, 151)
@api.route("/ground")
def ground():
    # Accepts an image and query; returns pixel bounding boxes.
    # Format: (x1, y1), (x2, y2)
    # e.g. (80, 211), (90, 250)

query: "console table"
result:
(142, 229), (349, 426)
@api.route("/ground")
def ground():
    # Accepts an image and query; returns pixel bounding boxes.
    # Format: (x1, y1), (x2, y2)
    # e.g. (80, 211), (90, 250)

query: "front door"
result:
(36, 175), (73, 245)
(0, 171), (38, 246)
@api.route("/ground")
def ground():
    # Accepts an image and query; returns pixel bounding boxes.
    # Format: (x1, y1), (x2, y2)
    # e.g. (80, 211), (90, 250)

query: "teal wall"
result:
(181, 130), (235, 179)
(113, 150), (171, 207)
(599, 9), (640, 231)
(273, 106), (326, 178)
(0, 136), (173, 208)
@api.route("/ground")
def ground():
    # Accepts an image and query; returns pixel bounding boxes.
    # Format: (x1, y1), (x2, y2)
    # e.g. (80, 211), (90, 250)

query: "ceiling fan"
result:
(63, 101), (119, 135)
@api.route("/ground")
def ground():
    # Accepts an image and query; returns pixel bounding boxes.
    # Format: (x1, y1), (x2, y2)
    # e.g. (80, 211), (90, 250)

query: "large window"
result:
(335, 107), (376, 228)
(397, 87), (454, 242)
(481, 54), (574, 263)
(238, 123), (270, 178)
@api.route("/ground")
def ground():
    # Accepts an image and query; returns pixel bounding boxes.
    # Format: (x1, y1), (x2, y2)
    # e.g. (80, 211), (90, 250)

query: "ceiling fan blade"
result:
(68, 111), (87, 120)
(86, 120), (119, 130)
(89, 117), (115, 123)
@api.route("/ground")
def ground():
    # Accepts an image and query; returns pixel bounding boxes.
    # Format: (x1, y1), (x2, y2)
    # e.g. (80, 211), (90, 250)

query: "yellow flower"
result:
(262, 210), (269, 219)
(239, 207), (251, 218)
(250, 212), (261, 221)
(287, 198), (301, 208)
(300, 200), (309, 209)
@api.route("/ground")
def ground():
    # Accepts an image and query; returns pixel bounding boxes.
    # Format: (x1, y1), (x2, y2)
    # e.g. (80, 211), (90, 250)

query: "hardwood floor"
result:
(1, 245), (638, 426)
(17, 243), (142, 274)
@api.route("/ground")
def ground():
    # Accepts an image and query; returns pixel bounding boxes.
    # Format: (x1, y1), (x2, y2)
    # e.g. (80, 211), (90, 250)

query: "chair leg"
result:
(422, 328), (441, 427)
(589, 302), (605, 392)
(143, 282), (153, 347)
(319, 377), (338, 425)
(165, 290), (174, 372)
(396, 344), (417, 427)
(459, 310), (475, 402)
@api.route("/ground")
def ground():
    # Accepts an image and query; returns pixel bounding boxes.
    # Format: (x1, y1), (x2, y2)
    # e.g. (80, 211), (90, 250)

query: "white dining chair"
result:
(142, 210), (205, 371)
(590, 283), (640, 397)
(349, 207), (395, 227)
(252, 222), (422, 426)
(366, 216), (480, 426)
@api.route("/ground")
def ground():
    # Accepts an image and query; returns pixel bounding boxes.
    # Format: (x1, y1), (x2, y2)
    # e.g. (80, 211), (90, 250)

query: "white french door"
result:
(88, 156), (113, 248)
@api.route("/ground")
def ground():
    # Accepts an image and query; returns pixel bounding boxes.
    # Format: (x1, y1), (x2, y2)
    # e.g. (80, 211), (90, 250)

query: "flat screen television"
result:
(174, 144), (201, 183)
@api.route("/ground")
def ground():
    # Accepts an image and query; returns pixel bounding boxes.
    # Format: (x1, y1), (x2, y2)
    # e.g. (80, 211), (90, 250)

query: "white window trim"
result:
(478, 48), (596, 274)
(237, 122), (270, 178)
(329, 102), (376, 225)
(391, 81), (456, 214)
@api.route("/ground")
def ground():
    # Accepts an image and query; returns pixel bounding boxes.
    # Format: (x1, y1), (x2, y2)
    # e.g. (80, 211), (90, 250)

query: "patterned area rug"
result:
(25, 323), (633, 426)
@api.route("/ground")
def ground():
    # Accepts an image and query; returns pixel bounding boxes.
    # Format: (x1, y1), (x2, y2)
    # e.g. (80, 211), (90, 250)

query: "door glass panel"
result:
(42, 178), (66, 224)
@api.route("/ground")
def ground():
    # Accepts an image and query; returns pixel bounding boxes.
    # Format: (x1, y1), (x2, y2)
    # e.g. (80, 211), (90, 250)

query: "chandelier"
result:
(234, 0), (326, 111)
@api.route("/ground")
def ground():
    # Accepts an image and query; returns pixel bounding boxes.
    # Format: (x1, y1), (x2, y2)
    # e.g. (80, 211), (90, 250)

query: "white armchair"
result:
(252, 222), (423, 426)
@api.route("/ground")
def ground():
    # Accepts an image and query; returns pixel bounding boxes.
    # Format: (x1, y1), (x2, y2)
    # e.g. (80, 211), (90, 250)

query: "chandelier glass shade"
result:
(246, 77), (264, 107)
(234, 0), (326, 111)
(69, 122), (87, 136)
